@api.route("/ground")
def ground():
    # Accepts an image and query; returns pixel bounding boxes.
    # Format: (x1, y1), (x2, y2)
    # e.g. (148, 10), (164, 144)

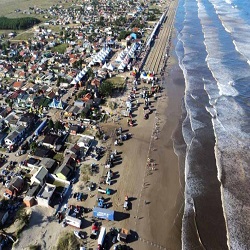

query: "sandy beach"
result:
(110, 11), (186, 250)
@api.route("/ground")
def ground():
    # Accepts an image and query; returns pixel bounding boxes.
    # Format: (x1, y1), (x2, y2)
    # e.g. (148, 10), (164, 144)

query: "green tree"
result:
(54, 120), (62, 131)
(48, 119), (54, 130)
(30, 142), (37, 152)
(99, 81), (114, 97)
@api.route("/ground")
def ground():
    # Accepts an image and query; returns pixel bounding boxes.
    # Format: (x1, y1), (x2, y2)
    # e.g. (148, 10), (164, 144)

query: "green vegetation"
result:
(0, 16), (40, 30)
(80, 164), (91, 182)
(147, 13), (157, 21)
(53, 153), (64, 163)
(51, 43), (68, 54)
(99, 81), (114, 97)
(13, 32), (34, 40)
(55, 231), (80, 250)
(149, 8), (161, 14)
(16, 208), (31, 237)
(117, 30), (131, 40)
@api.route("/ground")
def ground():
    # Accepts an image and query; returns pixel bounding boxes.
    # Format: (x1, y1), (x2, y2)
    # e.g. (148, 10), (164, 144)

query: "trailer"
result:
(93, 207), (115, 221)
(65, 215), (82, 228)
(97, 227), (106, 247)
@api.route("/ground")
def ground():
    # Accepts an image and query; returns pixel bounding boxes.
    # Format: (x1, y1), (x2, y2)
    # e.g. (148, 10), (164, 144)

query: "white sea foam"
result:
(210, 0), (250, 63)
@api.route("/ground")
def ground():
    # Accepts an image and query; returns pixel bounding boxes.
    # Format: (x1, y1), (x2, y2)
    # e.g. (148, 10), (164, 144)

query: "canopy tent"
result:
(70, 79), (77, 85)
(49, 98), (65, 109)
(107, 63), (115, 71)
(130, 33), (137, 40)
(102, 62), (108, 69)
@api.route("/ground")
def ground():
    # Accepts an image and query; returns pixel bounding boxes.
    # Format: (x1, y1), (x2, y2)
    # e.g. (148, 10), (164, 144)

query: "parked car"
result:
(74, 231), (85, 239)
(77, 192), (83, 201)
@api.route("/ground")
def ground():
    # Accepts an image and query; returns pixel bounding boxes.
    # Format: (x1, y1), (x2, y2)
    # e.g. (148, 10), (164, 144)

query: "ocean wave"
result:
(209, 0), (250, 63)
(176, 0), (250, 248)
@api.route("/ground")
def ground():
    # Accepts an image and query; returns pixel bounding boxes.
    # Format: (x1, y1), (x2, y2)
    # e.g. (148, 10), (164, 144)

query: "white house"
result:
(36, 183), (56, 207)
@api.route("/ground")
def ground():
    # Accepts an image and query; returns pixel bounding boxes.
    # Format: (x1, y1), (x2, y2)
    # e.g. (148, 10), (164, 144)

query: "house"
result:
(16, 92), (29, 107)
(43, 134), (60, 149)
(0, 107), (11, 119)
(12, 81), (24, 90)
(5, 176), (24, 196)
(5, 125), (26, 146)
(69, 125), (79, 135)
(25, 157), (41, 170)
(55, 154), (75, 180)
(65, 144), (80, 156)
(4, 112), (20, 128)
(5, 131), (20, 146)
(40, 158), (57, 173)
(36, 183), (56, 207)
(23, 184), (41, 207)
(18, 113), (37, 128)
(55, 164), (74, 180)
(33, 147), (52, 158)
(31, 166), (48, 186)
(64, 105), (82, 117)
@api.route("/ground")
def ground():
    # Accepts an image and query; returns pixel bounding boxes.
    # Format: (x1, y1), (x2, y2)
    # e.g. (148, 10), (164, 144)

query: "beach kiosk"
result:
(93, 207), (115, 221)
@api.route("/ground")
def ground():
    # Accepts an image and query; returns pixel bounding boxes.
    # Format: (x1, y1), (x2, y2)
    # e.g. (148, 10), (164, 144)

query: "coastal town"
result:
(0, 0), (178, 249)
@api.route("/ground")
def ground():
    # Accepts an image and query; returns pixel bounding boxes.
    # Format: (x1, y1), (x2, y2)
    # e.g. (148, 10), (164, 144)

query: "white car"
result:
(74, 231), (85, 239)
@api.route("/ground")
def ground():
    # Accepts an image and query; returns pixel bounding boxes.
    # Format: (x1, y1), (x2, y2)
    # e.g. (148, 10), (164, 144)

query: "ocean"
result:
(174, 0), (250, 249)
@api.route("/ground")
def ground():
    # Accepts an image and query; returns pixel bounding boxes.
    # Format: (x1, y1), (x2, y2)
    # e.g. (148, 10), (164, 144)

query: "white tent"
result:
(107, 63), (115, 71)
(102, 62), (108, 69)
(70, 79), (77, 85)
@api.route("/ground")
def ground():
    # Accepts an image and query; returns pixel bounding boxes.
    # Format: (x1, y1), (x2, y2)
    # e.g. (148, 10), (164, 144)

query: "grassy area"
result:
(80, 164), (91, 183)
(106, 76), (126, 88)
(51, 43), (68, 54)
(53, 153), (64, 163)
(12, 32), (34, 41)
(55, 231), (80, 250)
(0, 0), (72, 18)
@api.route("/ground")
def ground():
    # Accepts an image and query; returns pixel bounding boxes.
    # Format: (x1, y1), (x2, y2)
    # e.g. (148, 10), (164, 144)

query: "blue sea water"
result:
(174, 0), (250, 249)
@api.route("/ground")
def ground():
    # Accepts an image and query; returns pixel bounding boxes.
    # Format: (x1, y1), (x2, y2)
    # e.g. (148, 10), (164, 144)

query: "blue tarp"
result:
(93, 207), (115, 221)
(130, 33), (137, 40)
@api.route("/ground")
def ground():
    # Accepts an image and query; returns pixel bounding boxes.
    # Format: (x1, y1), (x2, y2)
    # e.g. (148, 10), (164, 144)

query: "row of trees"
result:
(0, 16), (40, 30)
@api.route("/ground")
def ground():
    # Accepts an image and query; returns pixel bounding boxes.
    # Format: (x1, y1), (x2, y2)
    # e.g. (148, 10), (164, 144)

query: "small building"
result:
(23, 184), (41, 207)
(33, 147), (53, 158)
(36, 183), (56, 207)
(40, 158), (57, 173)
(31, 166), (48, 186)
(55, 155), (75, 181)
(69, 125), (79, 135)
(5, 176), (24, 196)
(43, 134), (60, 149)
